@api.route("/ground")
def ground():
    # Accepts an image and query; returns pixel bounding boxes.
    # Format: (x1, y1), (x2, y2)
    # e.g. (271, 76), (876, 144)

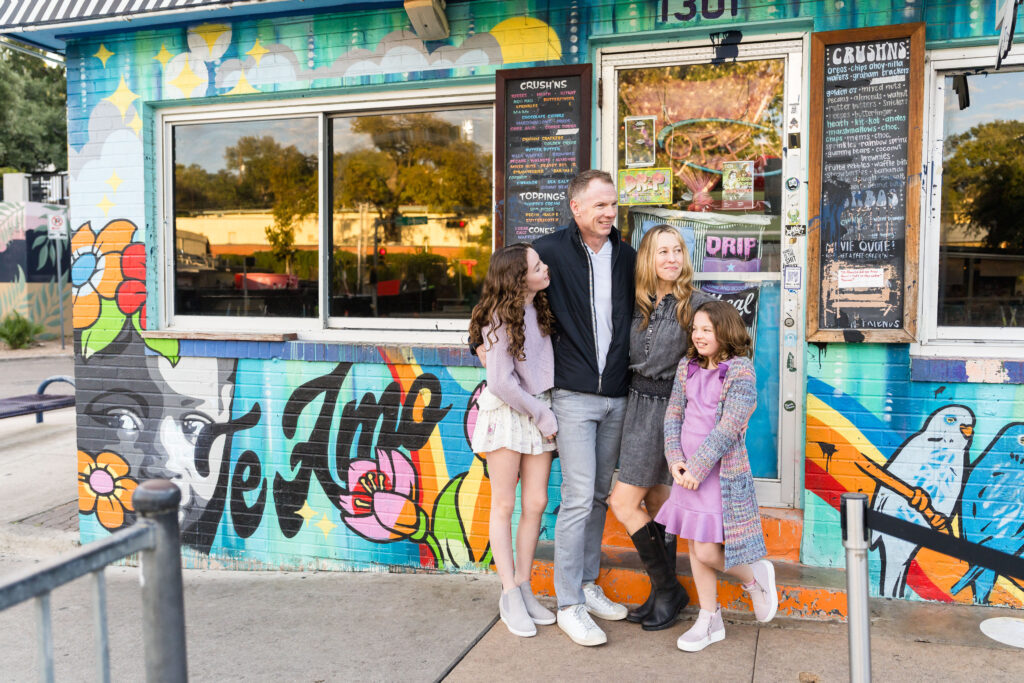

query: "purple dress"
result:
(655, 365), (725, 543)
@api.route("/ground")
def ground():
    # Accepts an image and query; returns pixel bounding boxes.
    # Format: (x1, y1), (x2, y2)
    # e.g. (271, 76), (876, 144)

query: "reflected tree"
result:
(333, 114), (491, 242)
(943, 120), (1024, 250)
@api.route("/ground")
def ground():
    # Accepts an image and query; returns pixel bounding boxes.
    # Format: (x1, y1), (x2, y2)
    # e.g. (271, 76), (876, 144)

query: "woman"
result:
(608, 224), (712, 631)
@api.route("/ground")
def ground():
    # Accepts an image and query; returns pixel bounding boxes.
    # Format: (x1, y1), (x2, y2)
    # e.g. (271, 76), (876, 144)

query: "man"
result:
(531, 169), (636, 646)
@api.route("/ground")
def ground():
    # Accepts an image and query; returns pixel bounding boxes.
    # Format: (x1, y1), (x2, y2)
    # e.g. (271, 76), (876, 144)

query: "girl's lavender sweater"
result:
(483, 303), (557, 436)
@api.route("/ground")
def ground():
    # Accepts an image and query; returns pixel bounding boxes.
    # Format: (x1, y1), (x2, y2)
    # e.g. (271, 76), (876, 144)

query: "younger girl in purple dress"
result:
(468, 244), (557, 638)
(656, 300), (779, 652)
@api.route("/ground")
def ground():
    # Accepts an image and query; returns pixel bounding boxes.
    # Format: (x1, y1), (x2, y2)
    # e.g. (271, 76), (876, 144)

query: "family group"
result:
(468, 170), (779, 652)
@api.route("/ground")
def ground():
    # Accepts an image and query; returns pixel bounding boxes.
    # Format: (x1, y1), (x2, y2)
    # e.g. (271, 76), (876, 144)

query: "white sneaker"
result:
(557, 604), (608, 646)
(744, 560), (778, 623)
(582, 582), (628, 621)
(677, 607), (725, 652)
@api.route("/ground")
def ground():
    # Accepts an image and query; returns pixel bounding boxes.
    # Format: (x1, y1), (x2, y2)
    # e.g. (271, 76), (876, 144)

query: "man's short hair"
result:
(567, 169), (615, 203)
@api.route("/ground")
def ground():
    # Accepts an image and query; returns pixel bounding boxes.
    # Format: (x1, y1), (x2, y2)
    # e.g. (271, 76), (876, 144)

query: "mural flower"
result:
(71, 218), (178, 363)
(70, 219), (133, 329)
(78, 450), (138, 531)
(117, 242), (147, 327)
(339, 449), (432, 545)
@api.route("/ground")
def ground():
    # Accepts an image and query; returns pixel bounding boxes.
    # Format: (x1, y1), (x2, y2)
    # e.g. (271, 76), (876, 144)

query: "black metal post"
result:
(134, 480), (188, 683)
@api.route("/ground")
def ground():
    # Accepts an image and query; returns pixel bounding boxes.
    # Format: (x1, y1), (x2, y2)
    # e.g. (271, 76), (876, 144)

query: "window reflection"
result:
(939, 69), (1024, 328)
(173, 118), (319, 318)
(330, 108), (493, 318)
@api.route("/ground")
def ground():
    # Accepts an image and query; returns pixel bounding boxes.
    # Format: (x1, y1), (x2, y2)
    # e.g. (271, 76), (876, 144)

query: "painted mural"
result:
(63, 0), (1017, 579)
(803, 343), (1024, 608)
(0, 201), (71, 338)
(67, 2), (577, 571)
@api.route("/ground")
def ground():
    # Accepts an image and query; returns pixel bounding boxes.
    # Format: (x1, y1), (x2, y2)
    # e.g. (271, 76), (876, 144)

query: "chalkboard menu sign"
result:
(807, 24), (923, 343)
(495, 65), (592, 246)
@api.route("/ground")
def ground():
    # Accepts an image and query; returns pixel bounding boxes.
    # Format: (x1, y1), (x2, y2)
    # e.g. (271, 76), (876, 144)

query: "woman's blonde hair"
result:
(635, 224), (696, 330)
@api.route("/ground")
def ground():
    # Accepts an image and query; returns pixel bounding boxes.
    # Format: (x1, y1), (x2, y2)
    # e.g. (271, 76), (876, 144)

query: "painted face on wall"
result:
(80, 351), (239, 548)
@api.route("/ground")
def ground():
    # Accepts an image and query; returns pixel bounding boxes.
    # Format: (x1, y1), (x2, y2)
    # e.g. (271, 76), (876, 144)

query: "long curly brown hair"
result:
(468, 244), (555, 361)
(635, 225), (696, 330)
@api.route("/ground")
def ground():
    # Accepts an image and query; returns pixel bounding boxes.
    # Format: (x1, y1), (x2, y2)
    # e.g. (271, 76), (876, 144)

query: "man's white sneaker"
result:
(744, 560), (778, 623)
(557, 604), (608, 646)
(582, 582), (628, 621)
(676, 607), (725, 652)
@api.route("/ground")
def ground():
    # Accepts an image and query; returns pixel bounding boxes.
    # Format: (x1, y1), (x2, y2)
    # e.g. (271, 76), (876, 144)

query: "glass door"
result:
(600, 39), (805, 507)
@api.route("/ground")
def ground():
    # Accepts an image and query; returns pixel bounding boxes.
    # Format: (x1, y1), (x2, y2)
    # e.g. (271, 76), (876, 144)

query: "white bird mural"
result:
(869, 405), (975, 598)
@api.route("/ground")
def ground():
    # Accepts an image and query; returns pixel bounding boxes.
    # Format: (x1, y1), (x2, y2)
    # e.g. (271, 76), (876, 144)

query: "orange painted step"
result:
(530, 541), (848, 621)
(602, 506), (803, 563)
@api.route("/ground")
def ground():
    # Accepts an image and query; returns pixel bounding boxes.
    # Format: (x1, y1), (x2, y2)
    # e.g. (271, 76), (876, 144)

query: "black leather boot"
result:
(626, 523), (676, 623)
(630, 521), (688, 631)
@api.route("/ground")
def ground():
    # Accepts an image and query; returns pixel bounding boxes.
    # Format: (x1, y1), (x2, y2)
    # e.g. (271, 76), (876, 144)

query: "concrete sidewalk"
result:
(0, 353), (1022, 681)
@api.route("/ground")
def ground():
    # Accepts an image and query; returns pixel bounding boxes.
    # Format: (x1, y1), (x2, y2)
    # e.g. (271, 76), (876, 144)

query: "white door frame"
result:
(597, 36), (807, 508)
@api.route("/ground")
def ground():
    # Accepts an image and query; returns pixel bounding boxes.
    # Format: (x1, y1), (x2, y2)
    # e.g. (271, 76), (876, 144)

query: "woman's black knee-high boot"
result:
(630, 521), (688, 631)
(626, 522), (676, 622)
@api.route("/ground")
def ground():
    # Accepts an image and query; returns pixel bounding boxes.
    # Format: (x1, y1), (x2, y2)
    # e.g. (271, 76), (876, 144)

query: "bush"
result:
(0, 311), (44, 349)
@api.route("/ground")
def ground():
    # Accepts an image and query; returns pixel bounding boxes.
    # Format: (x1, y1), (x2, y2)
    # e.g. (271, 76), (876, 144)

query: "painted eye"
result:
(945, 415), (956, 425)
(104, 408), (142, 431)
(1017, 435), (1024, 446)
(181, 414), (211, 447)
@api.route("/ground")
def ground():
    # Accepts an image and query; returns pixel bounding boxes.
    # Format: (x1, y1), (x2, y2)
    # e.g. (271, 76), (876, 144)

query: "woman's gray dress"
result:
(617, 290), (713, 487)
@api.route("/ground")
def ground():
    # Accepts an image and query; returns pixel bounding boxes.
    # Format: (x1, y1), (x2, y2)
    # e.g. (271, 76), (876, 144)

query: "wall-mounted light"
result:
(404, 0), (449, 41)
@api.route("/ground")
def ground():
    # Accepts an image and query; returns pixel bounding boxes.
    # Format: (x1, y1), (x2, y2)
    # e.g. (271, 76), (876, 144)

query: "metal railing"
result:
(841, 491), (1024, 683)
(0, 479), (188, 682)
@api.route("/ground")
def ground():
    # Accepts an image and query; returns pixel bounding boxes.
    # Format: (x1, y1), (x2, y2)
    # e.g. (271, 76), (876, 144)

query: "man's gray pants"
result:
(551, 388), (627, 609)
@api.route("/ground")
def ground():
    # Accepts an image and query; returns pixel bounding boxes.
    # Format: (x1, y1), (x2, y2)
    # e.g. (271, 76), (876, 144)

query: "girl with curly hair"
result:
(468, 243), (558, 638)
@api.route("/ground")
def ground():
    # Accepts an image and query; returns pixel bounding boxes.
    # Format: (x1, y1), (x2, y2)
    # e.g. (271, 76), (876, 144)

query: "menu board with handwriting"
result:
(495, 65), (591, 246)
(808, 24), (923, 342)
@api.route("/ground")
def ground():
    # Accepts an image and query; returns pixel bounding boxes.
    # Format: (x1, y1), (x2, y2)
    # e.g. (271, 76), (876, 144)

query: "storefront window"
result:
(614, 57), (786, 479)
(938, 68), (1024, 329)
(329, 107), (493, 318)
(172, 117), (319, 318)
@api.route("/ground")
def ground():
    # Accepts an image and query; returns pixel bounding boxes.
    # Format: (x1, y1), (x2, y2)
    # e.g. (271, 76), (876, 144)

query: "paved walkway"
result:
(0, 352), (1021, 681)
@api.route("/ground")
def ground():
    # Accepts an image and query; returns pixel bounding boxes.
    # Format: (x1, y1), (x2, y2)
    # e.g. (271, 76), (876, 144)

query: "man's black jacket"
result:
(531, 223), (636, 398)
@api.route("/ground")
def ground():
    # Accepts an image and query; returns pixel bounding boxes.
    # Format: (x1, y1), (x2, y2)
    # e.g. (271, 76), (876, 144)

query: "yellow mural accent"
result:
(105, 171), (123, 193)
(246, 40), (269, 65)
(488, 17), (562, 64)
(226, 72), (260, 95)
(128, 112), (143, 136)
(170, 60), (205, 99)
(104, 77), (140, 119)
(155, 44), (175, 68)
(314, 513), (337, 539)
(97, 195), (115, 218)
(193, 23), (231, 54)
(297, 500), (317, 526)
(93, 44), (114, 67)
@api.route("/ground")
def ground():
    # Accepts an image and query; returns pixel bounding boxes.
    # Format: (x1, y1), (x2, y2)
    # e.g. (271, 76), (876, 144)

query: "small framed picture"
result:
(624, 116), (656, 167)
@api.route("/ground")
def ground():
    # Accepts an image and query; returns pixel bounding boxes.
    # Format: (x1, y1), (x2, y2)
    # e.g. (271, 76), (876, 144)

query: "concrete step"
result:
(530, 504), (847, 621)
(598, 506), (804, 564)
(530, 543), (848, 621)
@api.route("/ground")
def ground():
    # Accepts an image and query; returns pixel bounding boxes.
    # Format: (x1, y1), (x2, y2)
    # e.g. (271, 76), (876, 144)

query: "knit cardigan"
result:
(663, 355), (766, 569)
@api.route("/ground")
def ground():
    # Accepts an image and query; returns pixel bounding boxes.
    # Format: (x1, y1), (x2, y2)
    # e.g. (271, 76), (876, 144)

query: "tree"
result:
(942, 120), (1024, 249)
(0, 47), (67, 171)
(333, 113), (492, 241)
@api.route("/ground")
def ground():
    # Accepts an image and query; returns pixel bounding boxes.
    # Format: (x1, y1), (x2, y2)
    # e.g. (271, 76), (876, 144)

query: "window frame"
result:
(914, 46), (1024, 359)
(156, 85), (495, 342)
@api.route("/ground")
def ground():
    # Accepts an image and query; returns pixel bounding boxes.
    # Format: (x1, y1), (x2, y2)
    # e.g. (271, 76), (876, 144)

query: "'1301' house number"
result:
(662, 0), (740, 22)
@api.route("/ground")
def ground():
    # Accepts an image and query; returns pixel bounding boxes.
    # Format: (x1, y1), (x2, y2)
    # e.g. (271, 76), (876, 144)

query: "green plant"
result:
(0, 311), (44, 349)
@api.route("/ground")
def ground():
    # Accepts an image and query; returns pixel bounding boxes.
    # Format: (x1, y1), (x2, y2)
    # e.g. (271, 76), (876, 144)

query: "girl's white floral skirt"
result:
(470, 387), (555, 455)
